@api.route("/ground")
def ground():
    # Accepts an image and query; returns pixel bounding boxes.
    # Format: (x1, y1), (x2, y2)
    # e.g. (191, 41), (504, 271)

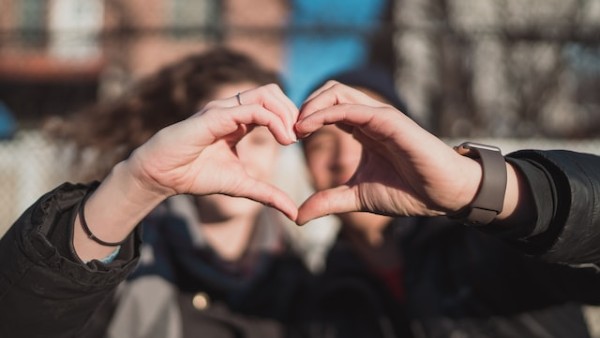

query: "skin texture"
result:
(196, 82), (281, 223)
(294, 82), (529, 226)
(302, 86), (413, 243)
(303, 123), (391, 243)
(73, 84), (298, 262)
(193, 82), (284, 260)
(294, 81), (482, 224)
(73, 82), (532, 261)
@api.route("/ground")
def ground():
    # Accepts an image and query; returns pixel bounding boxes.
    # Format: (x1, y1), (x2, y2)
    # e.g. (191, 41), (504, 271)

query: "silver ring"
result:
(236, 92), (242, 106)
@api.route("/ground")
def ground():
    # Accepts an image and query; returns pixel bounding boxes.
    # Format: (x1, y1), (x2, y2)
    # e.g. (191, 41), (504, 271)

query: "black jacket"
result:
(0, 185), (310, 338)
(306, 150), (600, 338)
(1, 150), (600, 337)
(0, 184), (140, 337)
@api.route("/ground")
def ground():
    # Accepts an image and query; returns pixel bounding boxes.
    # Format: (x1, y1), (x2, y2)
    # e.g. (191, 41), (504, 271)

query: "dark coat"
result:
(0, 184), (311, 338)
(306, 150), (600, 338)
(2, 149), (600, 337)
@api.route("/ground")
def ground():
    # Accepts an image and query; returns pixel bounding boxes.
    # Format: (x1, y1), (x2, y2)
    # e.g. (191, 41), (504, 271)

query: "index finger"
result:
(238, 84), (299, 141)
(296, 104), (404, 140)
(299, 82), (387, 122)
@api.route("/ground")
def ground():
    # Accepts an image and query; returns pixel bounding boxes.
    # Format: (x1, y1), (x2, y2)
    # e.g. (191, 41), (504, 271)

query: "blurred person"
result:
(38, 49), (312, 338)
(2, 72), (600, 338)
(299, 66), (600, 338)
(0, 83), (305, 338)
(48, 48), (284, 182)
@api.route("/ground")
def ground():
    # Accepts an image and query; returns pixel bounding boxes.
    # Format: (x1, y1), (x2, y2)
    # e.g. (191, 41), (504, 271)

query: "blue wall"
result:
(283, 0), (388, 105)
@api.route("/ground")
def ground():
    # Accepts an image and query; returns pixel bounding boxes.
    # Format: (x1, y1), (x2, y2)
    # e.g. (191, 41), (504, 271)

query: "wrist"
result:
(72, 161), (167, 262)
(451, 155), (484, 213)
(122, 154), (176, 200)
(495, 162), (532, 222)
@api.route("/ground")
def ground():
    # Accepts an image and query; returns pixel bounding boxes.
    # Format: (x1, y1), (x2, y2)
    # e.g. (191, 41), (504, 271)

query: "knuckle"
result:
(325, 80), (340, 87)
(265, 83), (280, 91)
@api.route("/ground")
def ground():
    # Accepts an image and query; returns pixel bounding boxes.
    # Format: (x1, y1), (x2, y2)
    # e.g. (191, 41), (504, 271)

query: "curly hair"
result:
(47, 47), (280, 180)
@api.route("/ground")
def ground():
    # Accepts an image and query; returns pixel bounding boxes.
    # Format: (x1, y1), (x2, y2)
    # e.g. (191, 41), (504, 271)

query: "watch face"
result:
(461, 142), (502, 153)
(455, 142), (502, 157)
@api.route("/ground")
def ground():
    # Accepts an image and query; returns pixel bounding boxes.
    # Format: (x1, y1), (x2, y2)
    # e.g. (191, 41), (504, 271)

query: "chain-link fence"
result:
(1, 1), (600, 332)
(2, 132), (600, 236)
(0, 132), (69, 233)
(0, 2), (598, 239)
(394, 0), (600, 138)
(2, 0), (599, 134)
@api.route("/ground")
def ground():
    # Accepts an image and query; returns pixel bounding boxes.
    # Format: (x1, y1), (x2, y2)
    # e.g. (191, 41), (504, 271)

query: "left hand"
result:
(126, 84), (300, 220)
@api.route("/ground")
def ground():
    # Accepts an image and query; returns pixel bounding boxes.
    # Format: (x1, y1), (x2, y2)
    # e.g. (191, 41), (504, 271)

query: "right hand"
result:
(295, 82), (482, 224)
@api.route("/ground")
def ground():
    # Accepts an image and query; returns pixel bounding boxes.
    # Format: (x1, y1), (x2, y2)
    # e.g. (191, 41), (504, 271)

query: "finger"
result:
(298, 82), (385, 122)
(264, 85), (299, 142)
(265, 84), (299, 128)
(300, 103), (442, 153)
(221, 124), (248, 148)
(296, 104), (385, 138)
(298, 82), (345, 122)
(202, 85), (296, 142)
(296, 185), (358, 225)
(302, 80), (339, 104)
(239, 84), (299, 141)
(230, 177), (298, 221)
(198, 104), (295, 145)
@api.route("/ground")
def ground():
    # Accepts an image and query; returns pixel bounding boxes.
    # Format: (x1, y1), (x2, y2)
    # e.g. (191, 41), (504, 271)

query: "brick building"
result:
(0, 0), (288, 124)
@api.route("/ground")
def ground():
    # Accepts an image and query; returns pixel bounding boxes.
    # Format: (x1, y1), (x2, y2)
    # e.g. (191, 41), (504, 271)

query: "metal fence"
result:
(2, 131), (599, 236)
(393, 0), (600, 138)
(0, 132), (68, 233)
(1, 1), (600, 331)
(1, 0), (599, 135)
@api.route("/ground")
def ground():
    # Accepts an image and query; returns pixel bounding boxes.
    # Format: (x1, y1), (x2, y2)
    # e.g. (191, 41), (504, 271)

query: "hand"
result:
(294, 82), (482, 225)
(126, 84), (299, 220)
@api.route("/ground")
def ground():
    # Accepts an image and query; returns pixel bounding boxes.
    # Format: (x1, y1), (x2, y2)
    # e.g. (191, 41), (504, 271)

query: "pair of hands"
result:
(126, 83), (481, 225)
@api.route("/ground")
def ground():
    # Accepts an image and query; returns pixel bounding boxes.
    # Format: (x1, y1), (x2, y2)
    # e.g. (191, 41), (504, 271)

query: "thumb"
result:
(296, 185), (358, 225)
(231, 178), (298, 221)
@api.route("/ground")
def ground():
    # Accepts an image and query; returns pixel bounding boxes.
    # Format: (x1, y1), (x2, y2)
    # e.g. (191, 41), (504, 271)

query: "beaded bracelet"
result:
(78, 189), (129, 247)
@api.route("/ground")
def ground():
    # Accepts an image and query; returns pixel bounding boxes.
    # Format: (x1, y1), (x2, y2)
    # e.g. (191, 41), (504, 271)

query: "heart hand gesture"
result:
(294, 82), (483, 224)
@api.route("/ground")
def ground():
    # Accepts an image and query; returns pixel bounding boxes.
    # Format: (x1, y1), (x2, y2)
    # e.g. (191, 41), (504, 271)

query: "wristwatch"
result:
(450, 142), (507, 226)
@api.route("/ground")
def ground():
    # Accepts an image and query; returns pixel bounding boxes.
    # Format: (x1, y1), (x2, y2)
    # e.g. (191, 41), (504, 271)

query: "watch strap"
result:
(451, 142), (507, 226)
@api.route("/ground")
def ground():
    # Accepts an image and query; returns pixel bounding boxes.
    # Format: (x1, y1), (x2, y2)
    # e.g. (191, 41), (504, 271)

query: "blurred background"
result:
(0, 0), (600, 308)
(0, 0), (600, 333)
(1, 0), (600, 225)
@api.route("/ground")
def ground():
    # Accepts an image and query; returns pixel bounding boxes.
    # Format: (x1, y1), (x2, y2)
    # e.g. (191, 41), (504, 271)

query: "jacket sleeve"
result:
(0, 183), (140, 338)
(505, 150), (600, 266)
